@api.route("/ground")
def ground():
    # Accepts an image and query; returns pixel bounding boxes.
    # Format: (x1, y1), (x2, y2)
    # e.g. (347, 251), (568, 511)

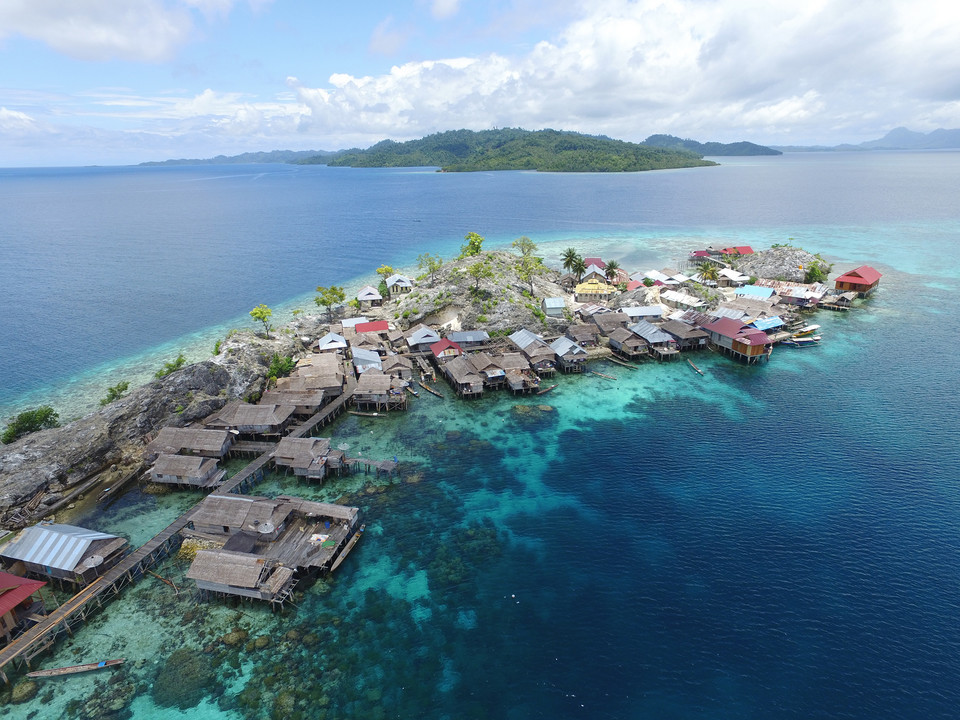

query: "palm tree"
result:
(561, 247), (581, 275)
(699, 264), (719, 283)
(604, 259), (621, 284)
(571, 256), (587, 282)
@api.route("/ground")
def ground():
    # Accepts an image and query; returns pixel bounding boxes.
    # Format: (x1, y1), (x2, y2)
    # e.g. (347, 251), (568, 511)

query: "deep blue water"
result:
(3, 152), (960, 719)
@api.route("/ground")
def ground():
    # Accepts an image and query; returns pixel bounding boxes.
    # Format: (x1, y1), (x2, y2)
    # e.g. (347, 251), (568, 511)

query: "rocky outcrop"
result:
(734, 246), (830, 283)
(0, 328), (308, 523)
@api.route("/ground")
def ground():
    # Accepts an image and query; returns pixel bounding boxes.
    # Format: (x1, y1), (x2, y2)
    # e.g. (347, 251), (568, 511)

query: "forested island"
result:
(642, 134), (781, 156)
(298, 128), (717, 172)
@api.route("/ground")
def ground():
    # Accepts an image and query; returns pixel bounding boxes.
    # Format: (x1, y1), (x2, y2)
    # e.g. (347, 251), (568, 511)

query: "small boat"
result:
(781, 336), (821, 348)
(348, 410), (381, 417)
(537, 384), (558, 395)
(419, 380), (444, 398)
(792, 324), (821, 337)
(27, 658), (125, 678)
(405, 385), (419, 397)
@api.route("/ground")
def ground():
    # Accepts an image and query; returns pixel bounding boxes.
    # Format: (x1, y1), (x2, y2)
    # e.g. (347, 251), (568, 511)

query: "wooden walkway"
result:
(0, 511), (191, 680)
(0, 373), (362, 681)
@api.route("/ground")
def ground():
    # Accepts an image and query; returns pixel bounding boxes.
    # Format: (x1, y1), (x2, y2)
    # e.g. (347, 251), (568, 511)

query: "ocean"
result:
(2, 152), (960, 719)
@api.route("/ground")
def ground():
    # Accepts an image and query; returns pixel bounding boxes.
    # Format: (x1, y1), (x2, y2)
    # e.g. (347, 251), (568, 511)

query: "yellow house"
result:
(575, 278), (616, 302)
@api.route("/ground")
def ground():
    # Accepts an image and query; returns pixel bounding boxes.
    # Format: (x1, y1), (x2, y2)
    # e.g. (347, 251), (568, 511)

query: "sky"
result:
(1, 0), (959, 166)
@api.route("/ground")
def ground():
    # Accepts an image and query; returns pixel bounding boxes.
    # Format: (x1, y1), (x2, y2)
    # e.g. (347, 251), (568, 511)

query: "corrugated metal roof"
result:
(542, 297), (565, 309)
(750, 316), (784, 331)
(628, 320), (674, 344)
(447, 330), (489, 343)
(735, 285), (775, 299)
(408, 326), (441, 344)
(0, 523), (118, 572)
(509, 328), (544, 350)
(621, 305), (663, 318)
(549, 336), (586, 356)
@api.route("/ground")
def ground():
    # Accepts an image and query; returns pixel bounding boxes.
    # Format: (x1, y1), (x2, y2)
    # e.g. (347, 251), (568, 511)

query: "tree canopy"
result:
(2, 406), (60, 444)
(460, 232), (485, 258)
(307, 128), (716, 172)
(250, 304), (273, 337)
(315, 285), (346, 320)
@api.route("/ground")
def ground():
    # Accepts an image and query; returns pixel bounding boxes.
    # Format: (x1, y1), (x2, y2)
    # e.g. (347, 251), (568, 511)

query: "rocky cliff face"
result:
(0, 328), (308, 523)
(735, 247), (830, 283)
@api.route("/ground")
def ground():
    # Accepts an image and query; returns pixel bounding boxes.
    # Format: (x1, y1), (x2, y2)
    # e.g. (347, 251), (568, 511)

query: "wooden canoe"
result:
(27, 658), (125, 678)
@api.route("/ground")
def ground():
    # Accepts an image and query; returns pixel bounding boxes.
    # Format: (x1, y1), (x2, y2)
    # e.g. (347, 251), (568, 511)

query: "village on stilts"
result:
(0, 237), (882, 683)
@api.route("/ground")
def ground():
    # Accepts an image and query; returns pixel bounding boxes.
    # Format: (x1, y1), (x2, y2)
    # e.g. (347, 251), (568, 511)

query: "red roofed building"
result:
(834, 266), (882, 297)
(0, 571), (46, 644)
(626, 280), (643, 292)
(702, 317), (771, 364)
(430, 338), (463, 361)
(354, 320), (389, 334)
(583, 257), (606, 268)
(719, 246), (754, 256)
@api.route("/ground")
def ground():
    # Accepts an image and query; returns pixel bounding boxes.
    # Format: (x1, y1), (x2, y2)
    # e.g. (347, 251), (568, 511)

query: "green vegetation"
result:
(376, 264), (394, 281)
(155, 353), (186, 379)
(314, 285), (346, 320)
(249, 304), (273, 337)
(307, 128), (716, 172)
(643, 134), (782, 156)
(699, 264), (720, 283)
(267, 353), (296, 381)
(99, 380), (130, 407)
(513, 236), (544, 293)
(212, 339), (222, 356)
(2, 406), (60, 444)
(604, 259), (621, 283)
(467, 257), (494, 290)
(417, 252), (443, 283)
(459, 231), (485, 258)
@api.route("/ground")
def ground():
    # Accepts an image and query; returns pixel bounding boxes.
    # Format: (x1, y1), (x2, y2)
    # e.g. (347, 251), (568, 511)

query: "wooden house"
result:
(660, 289), (705, 310)
(659, 320), (709, 351)
(608, 327), (648, 360)
(620, 306), (664, 323)
(717, 268), (751, 287)
(406, 324), (442, 353)
(581, 264), (608, 283)
(497, 353), (539, 393)
(508, 329), (556, 374)
(583, 257), (606, 269)
(0, 571), (46, 645)
(466, 352), (506, 388)
(592, 311), (630, 337)
(352, 371), (400, 410)
(356, 285), (383, 308)
(144, 427), (233, 463)
(549, 337), (588, 373)
(0, 523), (127, 585)
(149, 453), (226, 488)
(629, 320), (679, 360)
(185, 494), (361, 604)
(205, 402), (296, 437)
(566, 323), (599, 347)
(441, 355), (485, 397)
(260, 388), (327, 416)
(702, 317), (772, 364)
(430, 338), (463, 362)
(381, 354), (413, 381)
(354, 320), (390, 338)
(315, 331), (348, 353)
(834, 265), (882, 296)
(272, 437), (332, 481)
(447, 330), (489, 349)
(542, 297), (566, 318)
(351, 347), (383, 374)
(386, 274), (414, 296)
(278, 373), (343, 400)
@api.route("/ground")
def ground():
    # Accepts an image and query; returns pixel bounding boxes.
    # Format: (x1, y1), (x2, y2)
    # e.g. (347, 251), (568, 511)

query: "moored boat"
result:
(792, 324), (821, 337)
(26, 658), (125, 678)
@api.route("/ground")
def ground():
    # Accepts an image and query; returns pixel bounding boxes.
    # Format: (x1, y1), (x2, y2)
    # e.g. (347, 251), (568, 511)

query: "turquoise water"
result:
(3, 153), (960, 718)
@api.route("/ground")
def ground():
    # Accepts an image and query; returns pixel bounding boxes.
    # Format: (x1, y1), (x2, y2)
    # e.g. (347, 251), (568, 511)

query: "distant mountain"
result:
(298, 128), (717, 172)
(771, 127), (960, 152)
(139, 149), (337, 166)
(642, 134), (781, 156)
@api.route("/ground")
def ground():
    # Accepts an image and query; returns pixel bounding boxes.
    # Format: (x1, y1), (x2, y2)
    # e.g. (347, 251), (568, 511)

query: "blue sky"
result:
(1, 0), (958, 166)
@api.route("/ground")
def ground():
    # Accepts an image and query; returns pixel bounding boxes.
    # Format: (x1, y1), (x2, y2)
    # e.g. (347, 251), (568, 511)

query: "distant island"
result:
(139, 149), (337, 166)
(771, 127), (960, 152)
(642, 134), (781, 156)
(300, 128), (717, 172)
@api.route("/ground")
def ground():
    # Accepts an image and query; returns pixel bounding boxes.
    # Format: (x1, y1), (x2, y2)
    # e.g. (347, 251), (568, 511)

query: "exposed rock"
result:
(734, 246), (830, 284)
(152, 647), (221, 710)
(10, 680), (39, 703)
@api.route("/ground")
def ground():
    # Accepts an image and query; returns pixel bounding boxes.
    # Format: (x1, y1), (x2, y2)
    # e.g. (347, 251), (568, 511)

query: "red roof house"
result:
(719, 246), (754, 256)
(834, 266), (882, 296)
(582, 257), (606, 268)
(0, 571), (46, 643)
(702, 317), (771, 364)
(626, 280), (643, 292)
(430, 338), (463, 361)
(354, 320), (389, 334)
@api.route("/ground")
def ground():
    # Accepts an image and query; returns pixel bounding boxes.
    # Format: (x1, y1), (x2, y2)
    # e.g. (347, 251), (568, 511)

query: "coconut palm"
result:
(561, 247), (582, 275)
(604, 259), (621, 284)
(699, 264), (719, 283)
(571, 256), (587, 282)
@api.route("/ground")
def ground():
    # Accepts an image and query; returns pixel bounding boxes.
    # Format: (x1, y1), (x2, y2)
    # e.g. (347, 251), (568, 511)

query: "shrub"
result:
(2, 406), (60, 444)
(212, 339), (222, 356)
(267, 353), (296, 380)
(155, 353), (186, 378)
(99, 380), (130, 407)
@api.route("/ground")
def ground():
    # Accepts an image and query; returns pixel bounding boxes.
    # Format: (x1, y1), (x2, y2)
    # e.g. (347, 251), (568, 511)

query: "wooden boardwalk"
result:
(0, 511), (191, 680)
(0, 373), (361, 681)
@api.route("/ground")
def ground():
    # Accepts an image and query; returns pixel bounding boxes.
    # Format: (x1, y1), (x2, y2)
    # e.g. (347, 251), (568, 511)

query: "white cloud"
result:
(430, 0), (461, 20)
(0, 0), (264, 62)
(287, 0), (960, 145)
(0, 106), (40, 133)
